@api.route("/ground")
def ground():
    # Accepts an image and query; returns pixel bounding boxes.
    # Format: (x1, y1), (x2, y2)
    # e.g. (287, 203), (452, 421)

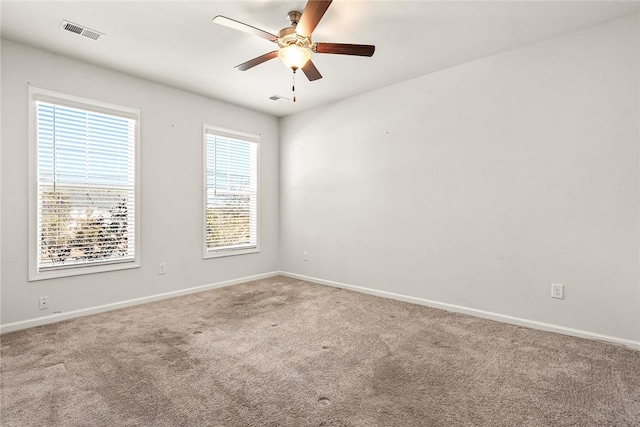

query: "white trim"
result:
(0, 271), (280, 334)
(204, 247), (260, 259)
(202, 124), (260, 144)
(30, 261), (141, 281)
(32, 87), (139, 119)
(27, 85), (141, 281)
(28, 86), (38, 281)
(280, 271), (640, 352)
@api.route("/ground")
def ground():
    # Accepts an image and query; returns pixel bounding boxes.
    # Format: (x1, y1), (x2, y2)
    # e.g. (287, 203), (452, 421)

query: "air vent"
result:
(269, 95), (291, 102)
(60, 20), (104, 41)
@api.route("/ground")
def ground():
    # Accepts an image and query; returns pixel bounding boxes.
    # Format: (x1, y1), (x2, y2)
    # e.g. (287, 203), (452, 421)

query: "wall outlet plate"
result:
(39, 296), (49, 310)
(551, 283), (564, 299)
(158, 263), (166, 275)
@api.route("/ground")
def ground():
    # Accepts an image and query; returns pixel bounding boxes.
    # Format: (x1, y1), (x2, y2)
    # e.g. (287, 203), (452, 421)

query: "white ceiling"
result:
(2, 1), (638, 117)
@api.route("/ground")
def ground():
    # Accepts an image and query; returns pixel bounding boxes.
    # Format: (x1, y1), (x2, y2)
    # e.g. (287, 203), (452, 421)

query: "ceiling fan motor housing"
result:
(278, 26), (312, 49)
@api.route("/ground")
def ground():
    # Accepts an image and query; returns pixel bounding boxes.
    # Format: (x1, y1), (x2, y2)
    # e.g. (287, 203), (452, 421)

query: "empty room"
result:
(1, 1), (639, 426)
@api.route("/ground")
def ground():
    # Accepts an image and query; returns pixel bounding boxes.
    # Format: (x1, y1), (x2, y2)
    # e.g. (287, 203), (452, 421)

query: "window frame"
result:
(28, 86), (141, 281)
(202, 124), (260, 259)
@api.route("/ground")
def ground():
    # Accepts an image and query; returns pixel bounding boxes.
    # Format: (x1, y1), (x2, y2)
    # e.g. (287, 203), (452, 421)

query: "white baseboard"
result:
(280, 271), (640, 352)
(0, 271), (280, 334)
(5, 270), (639, 352)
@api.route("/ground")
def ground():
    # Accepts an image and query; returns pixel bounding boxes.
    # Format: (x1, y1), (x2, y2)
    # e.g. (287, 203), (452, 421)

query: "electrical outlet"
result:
(303, 251), (308, 261)
(39, 296), (49, 310)
(551, 283), (564, 299)
(158, 263), (166, 275)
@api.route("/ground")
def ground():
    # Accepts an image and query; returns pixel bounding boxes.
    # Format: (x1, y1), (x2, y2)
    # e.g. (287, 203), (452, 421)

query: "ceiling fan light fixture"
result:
(278, 45), (312, 71)
(213, 0), (374, 83)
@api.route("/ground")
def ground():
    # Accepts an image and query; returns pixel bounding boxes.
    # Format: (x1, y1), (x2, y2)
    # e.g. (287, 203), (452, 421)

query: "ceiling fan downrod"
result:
(287, 11), (301, 26)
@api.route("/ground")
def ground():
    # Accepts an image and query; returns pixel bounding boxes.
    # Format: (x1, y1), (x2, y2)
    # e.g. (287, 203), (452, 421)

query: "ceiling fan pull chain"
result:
(292, 70), (297, 102)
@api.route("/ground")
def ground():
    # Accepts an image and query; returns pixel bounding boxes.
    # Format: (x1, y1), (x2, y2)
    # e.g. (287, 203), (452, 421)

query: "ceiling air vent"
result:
(60, 20), (104, 41)
(269, 95), (291, 102)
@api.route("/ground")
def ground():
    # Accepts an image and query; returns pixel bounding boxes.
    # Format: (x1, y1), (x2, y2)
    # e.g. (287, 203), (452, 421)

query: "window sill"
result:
(29, 260), (140, 282)
(203, 247), (259, 259)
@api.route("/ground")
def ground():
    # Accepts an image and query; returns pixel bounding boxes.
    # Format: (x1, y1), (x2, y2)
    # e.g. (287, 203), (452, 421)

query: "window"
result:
(203, 125), (259, 258)
(29, 87), (140, 280)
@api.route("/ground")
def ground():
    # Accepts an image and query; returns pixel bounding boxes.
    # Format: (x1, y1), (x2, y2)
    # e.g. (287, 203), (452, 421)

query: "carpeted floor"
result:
(1, 276), (639, 426)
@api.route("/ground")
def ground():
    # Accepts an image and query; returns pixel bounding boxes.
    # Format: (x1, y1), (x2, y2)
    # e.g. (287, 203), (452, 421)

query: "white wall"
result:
(280, 15), (640, 342)
(3, 14), (639, 345)
(1, 40), (280, 326)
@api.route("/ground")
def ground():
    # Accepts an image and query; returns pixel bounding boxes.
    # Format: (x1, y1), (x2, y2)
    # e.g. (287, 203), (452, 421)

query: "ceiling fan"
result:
(212, 0), (375, 85)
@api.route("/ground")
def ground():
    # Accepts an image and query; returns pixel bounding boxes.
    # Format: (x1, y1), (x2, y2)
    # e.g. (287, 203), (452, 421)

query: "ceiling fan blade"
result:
(315, 43), (375, 57)
(296, 0), (332, 37)
(235, 51), (279, 71)
(302, 60), (322, 81)
(212, 15), (278, 42)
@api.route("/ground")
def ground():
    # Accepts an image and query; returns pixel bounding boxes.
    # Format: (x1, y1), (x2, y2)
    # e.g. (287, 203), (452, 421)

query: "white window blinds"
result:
(35, 97), (137, 273)
(204, 127), (259, 256)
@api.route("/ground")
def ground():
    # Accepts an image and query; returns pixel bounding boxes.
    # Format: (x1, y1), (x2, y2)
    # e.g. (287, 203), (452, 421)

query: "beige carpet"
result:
(1, 276), (639, 426)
